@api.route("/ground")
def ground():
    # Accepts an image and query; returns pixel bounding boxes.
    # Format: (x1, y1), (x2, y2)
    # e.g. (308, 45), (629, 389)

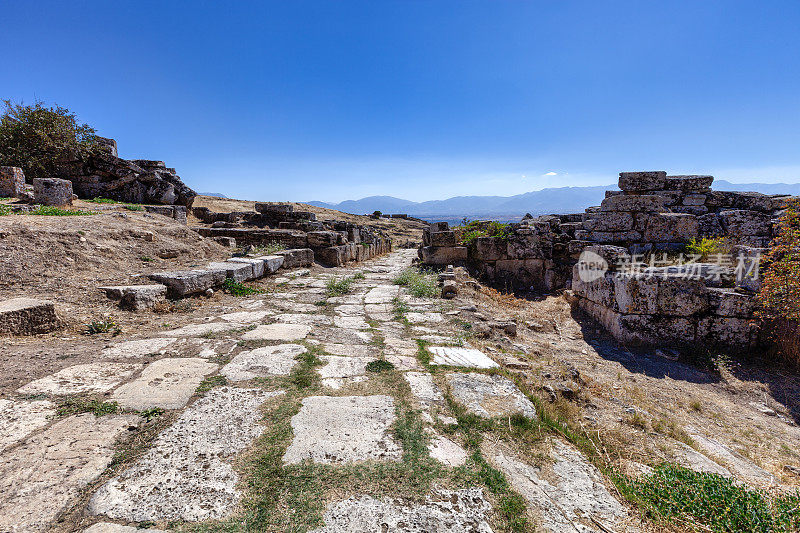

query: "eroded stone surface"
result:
(334, 315), (370, 329)
(274, 313), (334, 326)
(672, 441), (732, 477)
(89, 387), (282, 522)
(163, 321), (246, 337)
(17, 363), (141, 395)
(101, 337), (176, 358)
(241, 323), (311, 341)
(283, 395), (401, 464)
(84, 524), (167, 533)
(688, 431), (775, 486)
(323, 343), (379, 357)
(310, 488), (493, 533)
(222, 344), (306, 380)
(488, 440), (628, 532)
(0, 414), (138, 532)
(0, 399), (55, 452)
(447, 372), (536, 418)
(428, 432), (468, 467)
(111, 358), (217, 409)
(404, 371), (444, 406)
(217, 310), (271, 323)
(429, 347), (499, 369)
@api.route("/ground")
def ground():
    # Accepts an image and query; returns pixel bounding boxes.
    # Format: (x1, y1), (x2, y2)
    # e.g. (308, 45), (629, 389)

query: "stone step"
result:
(0, 298), (59, 336)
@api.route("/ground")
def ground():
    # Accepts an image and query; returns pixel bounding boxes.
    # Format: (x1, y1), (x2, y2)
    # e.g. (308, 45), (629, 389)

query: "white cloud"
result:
(543, 171), (558, 176)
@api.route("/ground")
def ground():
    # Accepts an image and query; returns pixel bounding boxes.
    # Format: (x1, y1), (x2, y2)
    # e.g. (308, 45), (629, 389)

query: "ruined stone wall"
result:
(420, 170), (796, 352)
(192, 203), (392, 267)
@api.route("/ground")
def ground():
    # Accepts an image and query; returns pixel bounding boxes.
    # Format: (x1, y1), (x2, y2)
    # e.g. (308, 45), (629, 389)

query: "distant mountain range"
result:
(307, 180), (800, 222)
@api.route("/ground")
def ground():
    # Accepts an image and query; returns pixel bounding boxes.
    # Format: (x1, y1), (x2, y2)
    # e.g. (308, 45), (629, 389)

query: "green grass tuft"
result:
(222, 278), (264, 296)
(30, 205), (98, 216)
(325, 276), (356, 297)
(196, 375), (227, 394)
(57, 397), (119, 417)
(84, 319), (120, 335)
(393, 267), (439, 298)
(366, 360), (396, 373)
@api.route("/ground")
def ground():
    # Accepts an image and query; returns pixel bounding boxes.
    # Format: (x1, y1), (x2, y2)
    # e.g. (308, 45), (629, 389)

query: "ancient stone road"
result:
(2, 249), (637, 532)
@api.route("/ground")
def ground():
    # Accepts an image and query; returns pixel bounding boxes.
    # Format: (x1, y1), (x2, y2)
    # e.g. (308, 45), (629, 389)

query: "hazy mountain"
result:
(198, 192), (228, 198)
(308, 180), (800, 222)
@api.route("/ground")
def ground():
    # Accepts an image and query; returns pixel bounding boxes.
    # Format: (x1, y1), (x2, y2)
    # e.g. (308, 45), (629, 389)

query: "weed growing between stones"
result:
(0, 204), (9, 216)
(195, 375), (227, 394)
(365, 359), (395, 373)
(614, 465), (800, 532)
(200, 324), (256, 339)
(86, 197), (120, 204)
(139, 407), (164, 422)
(56, 397), (119, 417)
(222, 278), (264, 297)
(392, 296), (410, 322)
(123, 204), (144, 211)
(393, 267), (439, 298)
(29, 205), (98, 216)
(84, 319), (121, 335)
(324, 275), (356, 297)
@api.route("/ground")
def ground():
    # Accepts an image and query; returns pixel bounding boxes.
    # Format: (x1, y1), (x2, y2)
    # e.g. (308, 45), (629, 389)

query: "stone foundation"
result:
(33, 178), (73, 207)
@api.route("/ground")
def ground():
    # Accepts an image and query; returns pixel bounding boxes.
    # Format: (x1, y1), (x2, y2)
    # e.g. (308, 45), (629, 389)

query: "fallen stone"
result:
(441, 280), (458, 299)
(0, 399), (55, 452)
(99, 284), (167, 310)
(309, 488), (492, 532)
(253, 254), (286, 274)
(283, 395), (401, 464)
(227, 257), (267, 278)
(149, 269), (226, 297)
(0, 298), (59, 336)
(429, 347), (499, 369)
(0, 166), (25, 197)
(17, 363), (141, 395)
(111, 358), (217, 409)
(208, 261), (256, 282)
(488, 440), (628, 532)
(33, 177), (73, 206)
(0, 414), (138, 532)
(447, 372), (536, 418)
(89, 387), (282, 522)
(221, 344), (306, 380)
(241, 323), (311, 341)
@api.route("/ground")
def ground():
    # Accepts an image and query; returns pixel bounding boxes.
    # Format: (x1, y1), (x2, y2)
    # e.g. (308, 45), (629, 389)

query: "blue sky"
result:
(3, 1), (799, 202)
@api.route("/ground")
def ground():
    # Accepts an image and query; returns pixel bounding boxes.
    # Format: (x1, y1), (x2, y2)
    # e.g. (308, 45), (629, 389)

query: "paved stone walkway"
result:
(2, 249), (644, 532)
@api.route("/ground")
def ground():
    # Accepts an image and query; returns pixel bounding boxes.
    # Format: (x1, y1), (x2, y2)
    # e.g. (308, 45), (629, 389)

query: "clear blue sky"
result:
(3, 1), (799, 202)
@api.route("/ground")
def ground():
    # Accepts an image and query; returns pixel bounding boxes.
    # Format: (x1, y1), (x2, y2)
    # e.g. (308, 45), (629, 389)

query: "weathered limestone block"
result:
(254, 202), (293, 214)
(664, 175), (714, 191)
(228, 257), (266, 278)
(600, 194), (666, 212)
(618, 171), (667, 192)
(149, 269), (227, 297)
(583, 244), (629, 268)
(671, 205), (709, 216)
(472, 236), (508, 261)
(656, 276), (709, 316)
(0, 167), (25, 198)
(441, 281), (458, 299)
(495, 259), (545, 289)
(613, 274), (658, 314)
(429, 231), (456, 247)
(584, 211), (634, 232)
(275, 248), (314, 268)
(645, 264), (732, 287)
(729, 191), (786, 212)
(33, 177), (73, 207)
(430, 222), (449, 232)
(571, 270), (617, 310)
(586, 230), (642, 243)
(307, 231), (339, 248)
(253, 254), (285, 274)
(649, 190), (683, 206)
(100, 284), (167, 310)
(618, 314), (696, 346)
(506, 234), (551, 259)
(211, 236), (236, 247)
(698, 213), (725, 237)
(719, 209), (772, 236)
(683, 194), (707, 206)
(697, 317), (758, 349)
(0, 298), (59, 336)
(643, 213), (698, 242)
(709, 288), (756, 318)
(208, 261), (256, 282)
(144, 205), (174, 218)
(421, 246), (467, 265)
(316, 246), (345, 267)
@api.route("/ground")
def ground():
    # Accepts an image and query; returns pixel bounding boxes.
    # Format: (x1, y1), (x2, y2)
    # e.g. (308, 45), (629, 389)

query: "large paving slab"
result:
(333, 315), (371, 329)
(274, 313), (335, 326)
(405, 312), (445, 324)
(404, 371), (444, 407)
(318, 355), (370, 389)
(89, 387), (282, 522)
(364, 286), (400, 304)
(283, 395), (401, 464)
(111, 358), (218, 410)
(447, 372), (537, 419)
(17, 362), (142, 395)
(487, 440), (629, 533)
(334, 304), (366, 316)
(323, 343), (379, 357)
(429, 347), (499, 369)
(217, 310), (272, 323)
(162, 321), (247, 337)
(221, 344), (306, 380)
(310, 327), (373, 345)
(241, 323), (311, 341)
(427, 431), (469, 467)
(0, 413), (138, 532)
(0, 398), (55, 452)
(101, 337), (177, 358)
(310, 488), (493, 532)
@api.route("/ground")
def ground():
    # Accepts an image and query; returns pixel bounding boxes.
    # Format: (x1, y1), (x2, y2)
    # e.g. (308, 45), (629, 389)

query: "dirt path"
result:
(1, 249), (797, 532)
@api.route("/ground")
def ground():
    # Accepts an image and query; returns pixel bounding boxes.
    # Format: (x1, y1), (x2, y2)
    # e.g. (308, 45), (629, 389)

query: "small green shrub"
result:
(393, 268), (439, 298)
(57, 397), (118, 417)
(365, 360), (395, 372)
(139, 407), (164, 421)
(686, 237), (729, 261)
(325, 276), (355, 297)
(222, 278), (264, 296)
(196, 375), (227, 393)
(454, 220), (513, 246)
(123, 204), (144, 211)
(86, 197), (120, 204)
(30, 205), (98, 216)
(617, 464), (800, 532)
(84, 320), (120, 335)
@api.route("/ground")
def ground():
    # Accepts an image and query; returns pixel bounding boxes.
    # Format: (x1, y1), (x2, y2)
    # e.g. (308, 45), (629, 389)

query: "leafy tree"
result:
(757, 197), (800, 366)
(0, 99), (99, 182)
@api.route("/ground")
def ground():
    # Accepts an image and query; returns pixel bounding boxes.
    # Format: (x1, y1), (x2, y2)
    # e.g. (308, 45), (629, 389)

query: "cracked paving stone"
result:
(101, 337), (176, 358)
(447, 372), (537, 419)
(0, 398), (56, 452)
(241, 323), (312, 341)
(17, 362), (142, 395)
(221, 343), (307, 380)
(111, 357), (218, 410)
(429, 347), (499, 369)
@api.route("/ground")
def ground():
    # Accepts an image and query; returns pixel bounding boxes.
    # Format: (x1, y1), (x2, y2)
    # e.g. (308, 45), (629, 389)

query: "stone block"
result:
(0, 167), (25, 198)
(207, 261), (256, 282)
(600, 194), (666, 212)
(664, 175), (714, 191)
(708, 288), (756, 318)
(697, 317), (758, 349)
(253, 254), (285, 274)
(149, 269), (227, 297)
(584, 211), (634, 232)
(430, 221), (449, 232)
(228, 257), (267, 278)
(173, 206), (187, 224)
(99, 284), (167, 310)
(586, 230), (642, 243)
(473, 236), (507, 260)
(495, 258), (546, 290)
(33, 177), (73, 207)
(719, 210), (772, 237)
(420, 246), (467, 265)
(144, 205), (174, 218)
(672, 205), (709, 216)
(618, 314), (696, 345)
(643, 213), (698, 242)
(212, 236), (236, 248)
(307, 231), (339, 248)
(571, 271), (617, 309)
(430, 231), (456, 247)
(656, 276), (709, 316)
(613, 274), (658, 314)
(441, 280), (458, 299)
(255, 202), (293, 214)
(682, 194), (707, 206)
(275, 248), (314, 268)
(318, 245), (348, 267)
(0, 298), (59, 336)
(698, 213), (725, 237)
(506, 234), (552, 259)
(618, 171), (667, 192)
